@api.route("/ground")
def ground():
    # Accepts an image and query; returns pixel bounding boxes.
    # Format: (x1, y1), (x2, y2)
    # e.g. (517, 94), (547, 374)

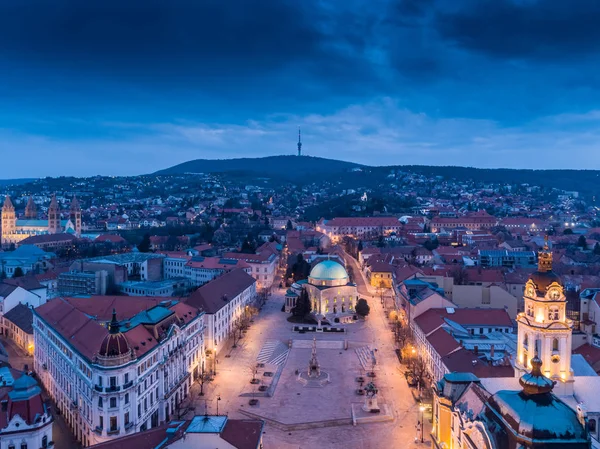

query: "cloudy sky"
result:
(2, 0), (600, 177)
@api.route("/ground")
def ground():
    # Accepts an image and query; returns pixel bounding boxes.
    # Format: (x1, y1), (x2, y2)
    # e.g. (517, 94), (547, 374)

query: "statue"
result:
(363, 381), (380, 412)
(308, 337), (321, 377)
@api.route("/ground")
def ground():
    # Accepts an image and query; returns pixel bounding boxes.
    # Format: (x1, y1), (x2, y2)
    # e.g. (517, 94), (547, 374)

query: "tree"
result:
(594, 242), (600, 255)
(357, 240), (363, 253)
(292, 289), (312, 319)
(286, 219), (294, 230)
(138, 233), (151, 252)
(377, 235), (386, 248)
(241, 235), (256, 253)
(12, 267), (24, 278)
(423, 238), (439, 251)
(563, 228), (574, 235)
(577, 235), (588, 249)
(355, 298), (370, 317)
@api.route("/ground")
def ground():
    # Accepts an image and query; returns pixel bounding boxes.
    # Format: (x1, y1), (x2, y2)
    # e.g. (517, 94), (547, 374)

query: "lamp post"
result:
(217, 394), (221, 415)
(419, 404), (425, 443)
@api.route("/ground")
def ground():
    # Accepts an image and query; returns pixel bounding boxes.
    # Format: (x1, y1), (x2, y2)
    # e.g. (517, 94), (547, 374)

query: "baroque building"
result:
(1, 194), (82, 246)
(515, 238), (575, 393)
(33, 296), (205, 446)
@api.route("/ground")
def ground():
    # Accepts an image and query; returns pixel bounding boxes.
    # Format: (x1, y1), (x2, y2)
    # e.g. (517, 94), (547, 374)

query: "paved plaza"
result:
(192, 254), (432, 449)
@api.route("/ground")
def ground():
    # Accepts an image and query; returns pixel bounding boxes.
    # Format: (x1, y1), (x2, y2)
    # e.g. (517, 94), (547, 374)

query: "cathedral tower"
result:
(24, 196), (37, 219)
(69, 195), (82, 236)
(515, 237), (574, 392)
(47, 194), (60, 234)
(1, 195), (16, 245)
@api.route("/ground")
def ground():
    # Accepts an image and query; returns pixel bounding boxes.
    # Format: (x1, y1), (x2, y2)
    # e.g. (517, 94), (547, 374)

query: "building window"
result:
(124, 373), (129, 384)
(99, 416), (104, 429)
(590, 419), (597, 434)
(98, 397), (103, 408)
(125, 412), (130, 425)
(110, 416), (118, 431)
(125, 393), (129, 404)
(110, 397), (117, 408)
(110, 376), (117, 388)
(20, 444), (27, 449)
(552, 338), (560, 352)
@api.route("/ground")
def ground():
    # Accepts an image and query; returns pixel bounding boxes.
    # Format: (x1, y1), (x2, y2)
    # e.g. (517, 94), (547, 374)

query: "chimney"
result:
(490, 344), (495, 358)
(474, 345), (478, 355)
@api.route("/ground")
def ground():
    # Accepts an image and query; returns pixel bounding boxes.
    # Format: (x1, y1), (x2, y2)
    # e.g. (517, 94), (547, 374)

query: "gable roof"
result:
(3, 304), (33, 334)
(186, 269), (256, 314)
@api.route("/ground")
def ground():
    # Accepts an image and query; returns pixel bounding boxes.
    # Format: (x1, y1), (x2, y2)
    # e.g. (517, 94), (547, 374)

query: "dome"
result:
(487, 389), (586, 442)
(98, 309), (132, 359)
(99, 333), (131, 358)
(309, 260), (348, 281)
(308, 260), (349, 288)
(529, 270), (561, 294)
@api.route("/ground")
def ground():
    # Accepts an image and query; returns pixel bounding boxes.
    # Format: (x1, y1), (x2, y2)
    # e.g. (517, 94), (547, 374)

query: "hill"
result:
(154, 155), (362, 179)
(0, 178), (36, 187)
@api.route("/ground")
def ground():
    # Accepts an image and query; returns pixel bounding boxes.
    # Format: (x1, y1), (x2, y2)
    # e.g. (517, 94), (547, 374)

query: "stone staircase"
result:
(256, 340), (290, 367)
(355, 345), (378, 371)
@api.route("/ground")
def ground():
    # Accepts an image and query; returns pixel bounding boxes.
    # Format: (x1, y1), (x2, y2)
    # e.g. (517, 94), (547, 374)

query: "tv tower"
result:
(297, 127), (302, 156)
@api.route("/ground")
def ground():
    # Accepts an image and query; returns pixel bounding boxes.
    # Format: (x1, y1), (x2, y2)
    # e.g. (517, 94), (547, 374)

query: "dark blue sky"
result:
(2, 0), (600, 177)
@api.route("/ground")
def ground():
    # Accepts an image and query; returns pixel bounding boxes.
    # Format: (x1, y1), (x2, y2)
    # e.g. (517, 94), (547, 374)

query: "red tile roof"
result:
(573, 344), (600, 368)
(414, 308), (513, 335)
(187, 269), (255, 314)
(442, 348), (515, 378)
(426, 328), (461, 357)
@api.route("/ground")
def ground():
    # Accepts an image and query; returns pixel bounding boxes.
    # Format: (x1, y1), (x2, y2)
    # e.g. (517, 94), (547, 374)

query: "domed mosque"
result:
(285, 259), (358, 320)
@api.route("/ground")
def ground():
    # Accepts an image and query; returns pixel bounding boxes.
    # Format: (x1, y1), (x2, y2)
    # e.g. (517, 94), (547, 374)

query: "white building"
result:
(184, 257), (251, 288)
(187, 269), (256, 356)
(0, 370), (53, 449)
(33, 296), (205, 446)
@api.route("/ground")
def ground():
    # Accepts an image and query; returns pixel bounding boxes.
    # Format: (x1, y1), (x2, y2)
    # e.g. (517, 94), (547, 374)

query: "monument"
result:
(308, 337), (321, 377)
(362, 382), (380, 413)
(297, 338), (330, 387)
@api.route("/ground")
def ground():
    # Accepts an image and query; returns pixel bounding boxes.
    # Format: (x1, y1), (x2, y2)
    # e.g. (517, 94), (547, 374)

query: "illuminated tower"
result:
(69, 195), (82, 236)
(24, 196), (37, 219)
(515, 237), (573, 393)
(47, 194), (60, 234)
(1, 195), (16, 244)
(297, 128), (302, 156)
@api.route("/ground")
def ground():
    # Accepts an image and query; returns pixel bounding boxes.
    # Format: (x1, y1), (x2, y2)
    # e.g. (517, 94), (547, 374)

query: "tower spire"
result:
(297, 127), (302, 156)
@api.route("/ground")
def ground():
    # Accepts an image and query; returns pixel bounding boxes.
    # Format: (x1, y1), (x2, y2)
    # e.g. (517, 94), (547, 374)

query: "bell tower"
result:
(24, 196), (37, 219)
(69, 195), (82, 236)
(47, 194), (60, 234)
(515, 237), (573, 393)
(1, 195), (16, 245)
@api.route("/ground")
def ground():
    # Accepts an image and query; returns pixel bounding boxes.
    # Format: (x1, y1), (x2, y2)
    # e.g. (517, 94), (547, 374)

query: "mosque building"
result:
(285, 259), (358, 320)
(1, 194), (81, 246)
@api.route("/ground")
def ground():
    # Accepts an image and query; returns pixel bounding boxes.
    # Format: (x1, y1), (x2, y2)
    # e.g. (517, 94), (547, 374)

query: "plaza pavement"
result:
(192, 256), (432, 448)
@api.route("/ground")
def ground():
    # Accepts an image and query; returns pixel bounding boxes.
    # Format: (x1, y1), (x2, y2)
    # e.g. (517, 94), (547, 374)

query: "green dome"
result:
(309, 260), (348, 281)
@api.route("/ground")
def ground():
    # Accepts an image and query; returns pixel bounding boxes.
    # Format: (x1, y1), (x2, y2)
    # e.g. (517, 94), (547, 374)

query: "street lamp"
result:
(419, 404), (425, 443)
(217, 394), (221, 415)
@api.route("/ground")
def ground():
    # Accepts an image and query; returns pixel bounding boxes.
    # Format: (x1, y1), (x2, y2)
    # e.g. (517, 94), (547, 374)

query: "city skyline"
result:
(2, 0), (600, 177)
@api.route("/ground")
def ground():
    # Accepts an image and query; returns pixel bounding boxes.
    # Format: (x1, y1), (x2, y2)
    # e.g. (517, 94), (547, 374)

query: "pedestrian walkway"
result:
(256, 339), (290, 367)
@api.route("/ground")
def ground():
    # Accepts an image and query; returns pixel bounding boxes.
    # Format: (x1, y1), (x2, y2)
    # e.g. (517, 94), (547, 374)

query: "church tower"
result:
(69, 195), (82, 236)
(515, 237), (574, 393)
(47, 194), (60, 234)
(24, 196), (37, 219)
(1, 195), (16, 245)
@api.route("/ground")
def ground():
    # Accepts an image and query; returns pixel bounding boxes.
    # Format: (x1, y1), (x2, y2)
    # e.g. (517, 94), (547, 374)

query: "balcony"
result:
(94, 426), (103, 435)
(107, 427), (120, 436)
(106, 385), (121, 393)
(94, 385), (103, 392)
(123, 381), (134, 390)
(125, 422), (134, 430)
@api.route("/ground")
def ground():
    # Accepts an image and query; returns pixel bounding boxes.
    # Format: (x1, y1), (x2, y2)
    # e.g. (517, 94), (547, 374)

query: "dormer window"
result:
(548, 306), (559, 321)
(526, 304), (534, 318)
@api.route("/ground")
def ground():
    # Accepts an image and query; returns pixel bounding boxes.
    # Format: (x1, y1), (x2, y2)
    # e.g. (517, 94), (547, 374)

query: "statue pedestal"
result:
(363, 395), (380, 413)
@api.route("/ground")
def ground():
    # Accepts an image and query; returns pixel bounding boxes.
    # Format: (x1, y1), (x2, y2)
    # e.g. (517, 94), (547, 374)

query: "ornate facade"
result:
(515, 238), (574, 392)
(1, 194), (82, 246)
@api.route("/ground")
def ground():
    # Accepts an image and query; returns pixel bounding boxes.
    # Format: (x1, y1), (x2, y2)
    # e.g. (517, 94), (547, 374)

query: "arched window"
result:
(553, 338), (560, 352)
(549, 306), (559, 321)
(523, 334), (529, 348)
(590, 419), (597, 434)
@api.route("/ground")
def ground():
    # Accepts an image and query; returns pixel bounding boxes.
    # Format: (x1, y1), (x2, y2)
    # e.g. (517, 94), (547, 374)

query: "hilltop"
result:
(154, 155), (363, 179)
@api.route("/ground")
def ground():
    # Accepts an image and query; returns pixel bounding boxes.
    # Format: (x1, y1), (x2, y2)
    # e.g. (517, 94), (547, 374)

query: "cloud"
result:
(3, 99), (600, 178)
